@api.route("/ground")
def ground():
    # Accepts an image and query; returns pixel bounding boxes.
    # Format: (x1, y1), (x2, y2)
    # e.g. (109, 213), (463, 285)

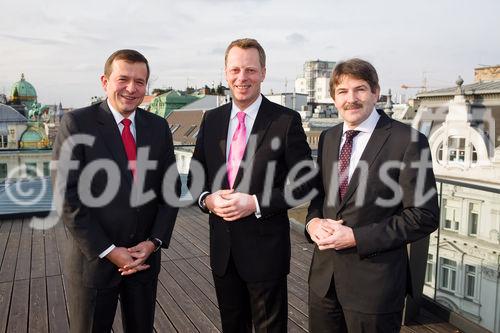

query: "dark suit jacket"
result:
(190, 96), (314, 282)
(52, 101), (180, 289)
(306, 110), (439, 314)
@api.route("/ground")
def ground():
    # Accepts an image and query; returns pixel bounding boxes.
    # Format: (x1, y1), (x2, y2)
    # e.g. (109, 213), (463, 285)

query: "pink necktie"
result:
(338, 130), (360, 200)
(121, 118), (137, 179)
(227, 112), (247, 188)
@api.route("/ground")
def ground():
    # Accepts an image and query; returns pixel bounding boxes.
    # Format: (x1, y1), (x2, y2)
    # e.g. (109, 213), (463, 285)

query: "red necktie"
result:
(227, 112), (247, 188)
(338, 130), (360, 200)
(121, 118), (136, 178)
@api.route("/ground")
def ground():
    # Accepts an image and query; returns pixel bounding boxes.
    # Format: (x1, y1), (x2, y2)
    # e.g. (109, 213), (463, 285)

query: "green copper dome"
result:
(19, 125), (49, 149)
(11, 73), (37, 109)
(20, 129), (43, 142)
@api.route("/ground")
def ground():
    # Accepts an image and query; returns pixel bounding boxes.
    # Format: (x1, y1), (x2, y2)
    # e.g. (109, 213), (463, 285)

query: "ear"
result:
(374, 86), (381, 101)
(261, 67), (266, 82)
(100, 74), (108, 91)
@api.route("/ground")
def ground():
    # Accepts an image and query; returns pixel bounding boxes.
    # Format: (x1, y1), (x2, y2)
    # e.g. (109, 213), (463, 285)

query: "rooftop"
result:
(417, 80), (500, 97)
(0, 206), (459, 332)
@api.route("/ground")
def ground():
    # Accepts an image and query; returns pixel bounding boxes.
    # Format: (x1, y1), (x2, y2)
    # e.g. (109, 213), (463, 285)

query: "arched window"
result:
(448, 137), (465, 162)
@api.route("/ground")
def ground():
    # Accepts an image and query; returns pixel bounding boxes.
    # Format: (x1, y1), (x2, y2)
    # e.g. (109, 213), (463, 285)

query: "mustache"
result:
(343, 102), (364, 110)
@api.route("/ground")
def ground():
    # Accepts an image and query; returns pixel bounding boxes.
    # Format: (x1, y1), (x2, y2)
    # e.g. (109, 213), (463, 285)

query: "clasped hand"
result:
(106, 240), (156, 276)
(308, 218), (356, 250)
(205, 189), (256, 221)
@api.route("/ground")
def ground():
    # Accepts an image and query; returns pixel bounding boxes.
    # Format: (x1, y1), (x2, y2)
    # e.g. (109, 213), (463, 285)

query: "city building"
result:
(1, 76), (53, 182)
(295, 60), (336, 105)
(265, 92), (308, 117)
(412, 69), (500, 333)
(149, 90), (200, 118)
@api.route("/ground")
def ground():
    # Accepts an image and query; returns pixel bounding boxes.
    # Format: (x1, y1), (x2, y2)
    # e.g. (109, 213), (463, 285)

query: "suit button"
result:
(129, 234), (135, 239)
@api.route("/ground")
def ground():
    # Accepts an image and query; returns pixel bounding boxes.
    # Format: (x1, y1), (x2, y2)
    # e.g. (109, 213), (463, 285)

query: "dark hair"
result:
(104, 49), (150, 81)
(330, 58), (379, 97)
(225, 38), (266, 68)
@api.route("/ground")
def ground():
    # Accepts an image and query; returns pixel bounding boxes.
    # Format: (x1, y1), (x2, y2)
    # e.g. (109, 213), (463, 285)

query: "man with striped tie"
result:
(305, 58), (439, 333)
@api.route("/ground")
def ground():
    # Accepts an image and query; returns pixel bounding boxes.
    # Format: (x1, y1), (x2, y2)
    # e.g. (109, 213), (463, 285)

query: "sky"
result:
(1, 0), (499, 108)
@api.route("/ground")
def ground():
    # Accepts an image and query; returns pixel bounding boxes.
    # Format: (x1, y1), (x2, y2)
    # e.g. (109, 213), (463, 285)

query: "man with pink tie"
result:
(189, 38), (314, 332)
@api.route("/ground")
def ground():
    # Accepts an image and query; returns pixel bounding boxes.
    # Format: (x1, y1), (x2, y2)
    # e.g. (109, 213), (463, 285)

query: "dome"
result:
(10, 74), (37, 109)
(21, 129), (43, 142)
(19, 126), (49, 149)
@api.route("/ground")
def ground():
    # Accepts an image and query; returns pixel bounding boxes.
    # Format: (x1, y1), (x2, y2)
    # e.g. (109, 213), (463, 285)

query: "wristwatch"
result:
(200, 192), (210, 214)
(148, 237), (162, 252)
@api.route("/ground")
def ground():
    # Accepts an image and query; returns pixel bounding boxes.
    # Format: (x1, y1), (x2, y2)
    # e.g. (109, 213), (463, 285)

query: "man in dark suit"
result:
(305, 58), (439, 333)
(189, 38), (314, 332)
(52, 49), (180, 332)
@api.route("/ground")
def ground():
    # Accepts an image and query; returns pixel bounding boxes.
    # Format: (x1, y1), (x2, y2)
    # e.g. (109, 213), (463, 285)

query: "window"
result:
(0, 135), (9, 148)
(1, 135), (7, 148)
(440, 258), (457, 292)
(437, 143), (444, 162)
(448, 137), (466, 163)
(425, 253), (434, 284)
(0, 163), (7, 179)
(442, 199), (459, 232)
(471, 145), (478, 163)
(465, 265), (477, 298)
(468, 203), (479, 236)
(25, 162), (37, 178)
(170, 124), (180, 134)
(184, 125), (197, 137)
(43, 162), (50, 177)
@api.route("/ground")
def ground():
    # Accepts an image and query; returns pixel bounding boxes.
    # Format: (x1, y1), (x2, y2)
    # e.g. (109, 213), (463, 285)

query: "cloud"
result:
(209, 47), (226, 55)
(286, 33), (307, 45)
(0, 33), (69, 46)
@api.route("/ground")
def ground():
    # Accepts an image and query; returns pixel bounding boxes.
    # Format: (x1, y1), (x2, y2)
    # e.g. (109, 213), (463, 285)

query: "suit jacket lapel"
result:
(214, 103), (231, 189)
(324, 126), (343, 211)
(338, 111), (392, 210)
(135, 109), (152, 184)
(232, 96), (273, 188)
(96, 101), (133, 186)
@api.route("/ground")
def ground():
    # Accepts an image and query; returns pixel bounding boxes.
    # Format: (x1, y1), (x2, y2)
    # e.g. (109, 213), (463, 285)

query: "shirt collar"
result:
(107, 99), (136, 126)
(342, 108), (380, 135)
(230, 94), (262, 121)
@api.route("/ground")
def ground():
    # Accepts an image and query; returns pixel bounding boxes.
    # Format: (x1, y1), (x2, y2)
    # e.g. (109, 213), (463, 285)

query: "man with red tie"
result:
(52, 49), (180, 332)
(305, 58), (439, 332)
(189, 38), (314, 332)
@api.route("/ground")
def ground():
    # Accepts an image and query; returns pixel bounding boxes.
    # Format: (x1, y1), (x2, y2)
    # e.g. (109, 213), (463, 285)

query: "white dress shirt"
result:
(306, 108), (380, 233)
(340, 108), (380, 182)
(99, 100), (137, 258)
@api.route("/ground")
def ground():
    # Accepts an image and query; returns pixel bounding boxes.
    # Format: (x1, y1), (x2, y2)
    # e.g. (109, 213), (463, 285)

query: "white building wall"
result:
(0, 151), (52, 180)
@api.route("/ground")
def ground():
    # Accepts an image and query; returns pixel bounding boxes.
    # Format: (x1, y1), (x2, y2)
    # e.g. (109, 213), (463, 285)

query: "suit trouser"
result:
(67, 275), (158, 333)
(308, 276), (402, 333)
(212, 255), (288, 333)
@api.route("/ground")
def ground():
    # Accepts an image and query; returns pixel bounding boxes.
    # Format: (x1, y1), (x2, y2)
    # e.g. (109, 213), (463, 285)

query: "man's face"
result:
(225, 46), (266, 110)
(333, 75), (380, 129)
(101, 59), (148, 116)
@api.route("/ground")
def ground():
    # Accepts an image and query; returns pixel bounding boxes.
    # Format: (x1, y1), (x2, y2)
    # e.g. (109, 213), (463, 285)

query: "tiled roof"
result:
(0, 104), (28, 122)
(166, 110), (204, 145)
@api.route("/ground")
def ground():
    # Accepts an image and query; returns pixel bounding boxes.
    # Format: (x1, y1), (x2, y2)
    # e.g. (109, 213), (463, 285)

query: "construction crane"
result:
(400, 84), (427, 92)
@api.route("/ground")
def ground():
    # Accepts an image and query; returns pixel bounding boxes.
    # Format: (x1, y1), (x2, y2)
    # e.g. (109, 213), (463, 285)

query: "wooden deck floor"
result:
(0, 206), (460, 332)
